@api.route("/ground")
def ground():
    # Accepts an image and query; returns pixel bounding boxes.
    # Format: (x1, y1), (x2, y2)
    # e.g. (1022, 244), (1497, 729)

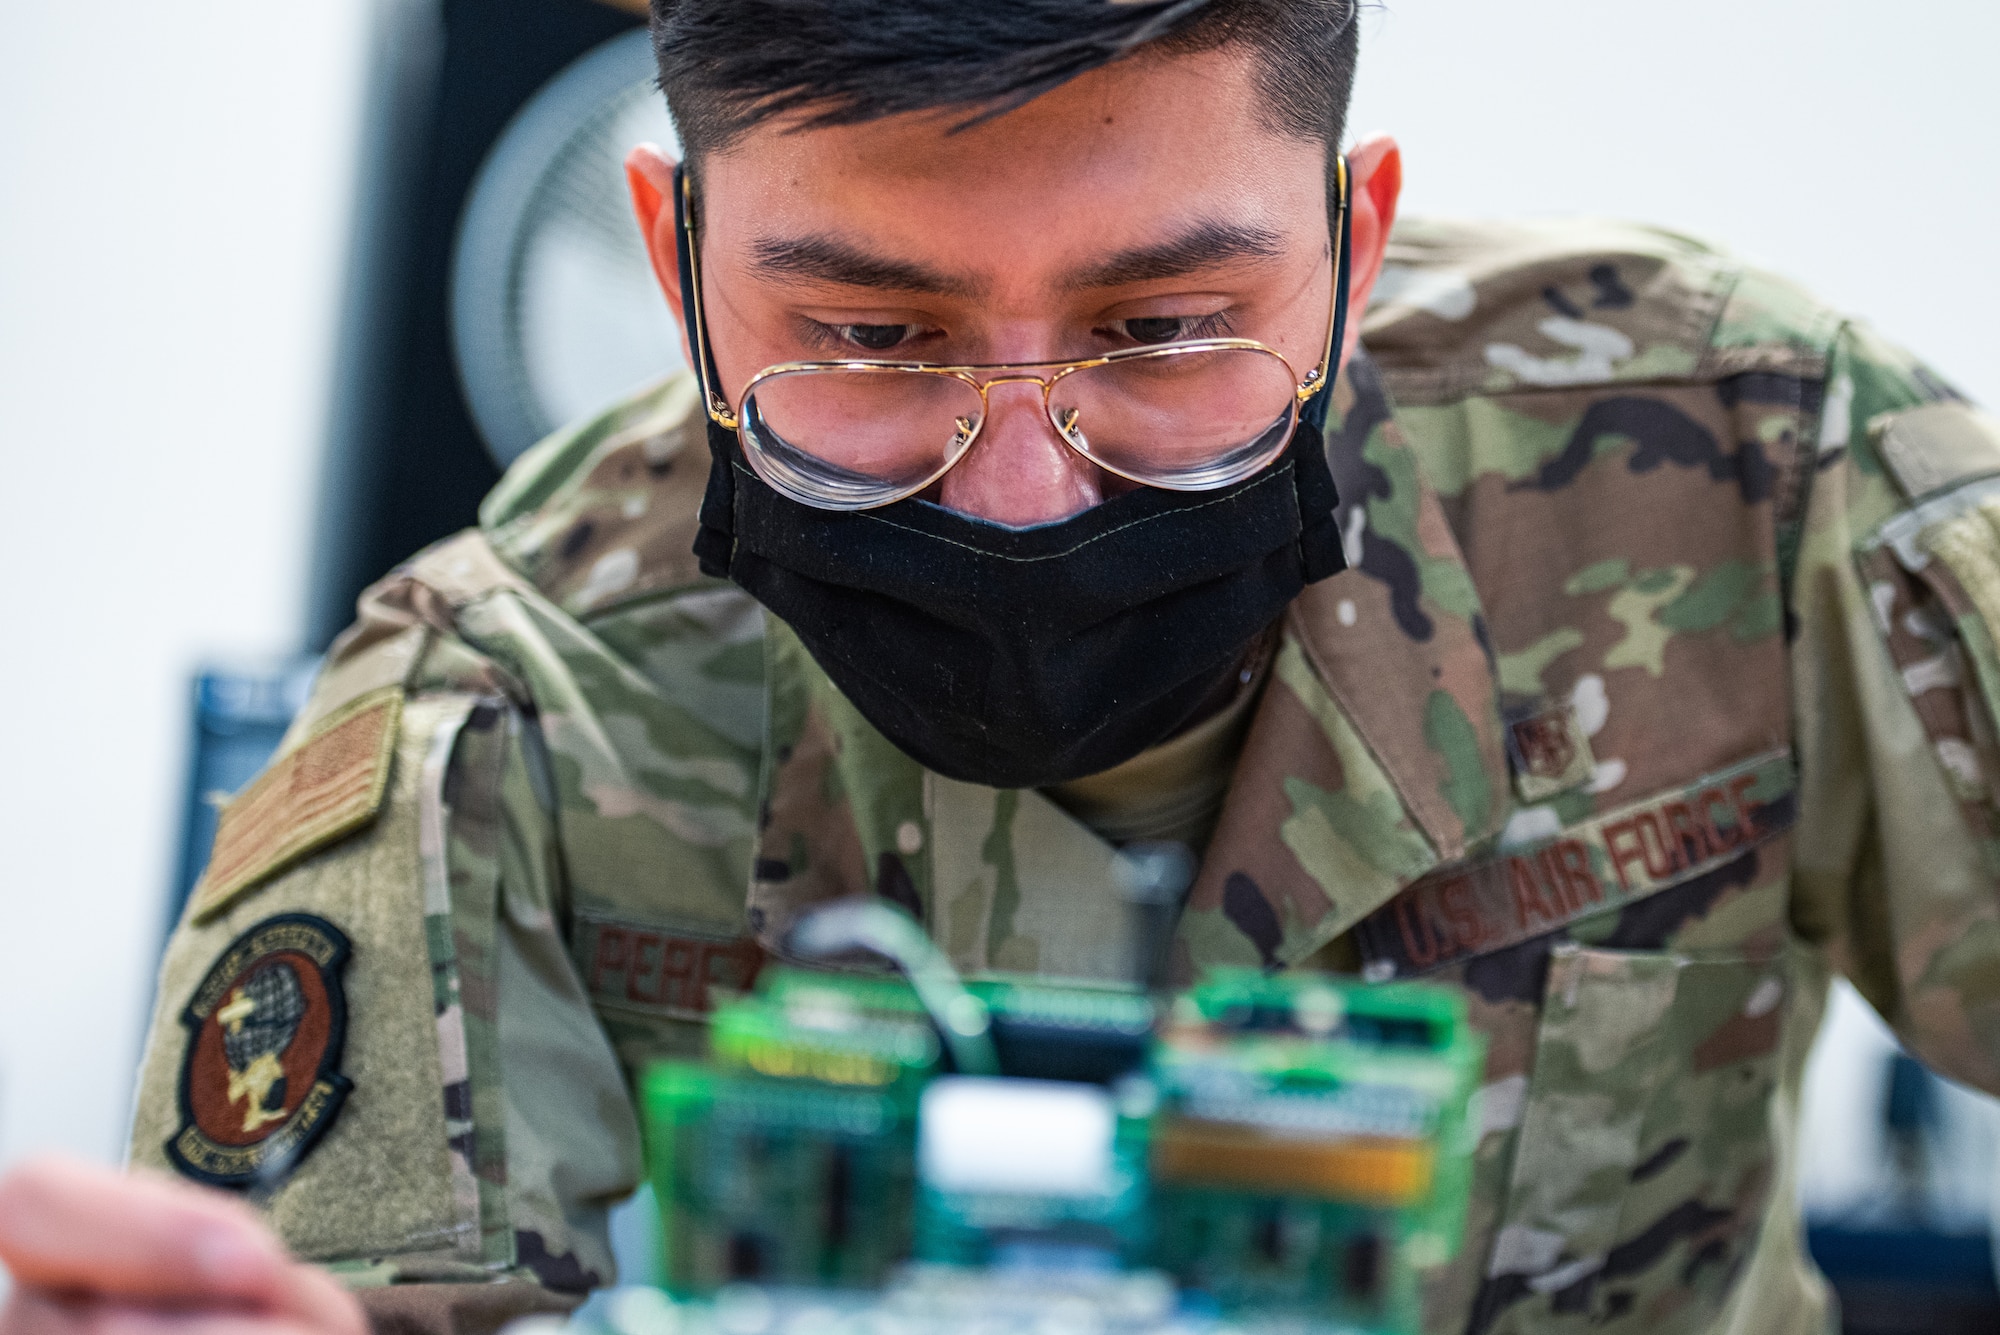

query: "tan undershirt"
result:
(1043, 645), (1273, 852)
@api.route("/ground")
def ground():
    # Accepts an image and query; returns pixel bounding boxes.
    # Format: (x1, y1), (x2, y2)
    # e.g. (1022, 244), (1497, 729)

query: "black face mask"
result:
(680, 181), (1350, 789)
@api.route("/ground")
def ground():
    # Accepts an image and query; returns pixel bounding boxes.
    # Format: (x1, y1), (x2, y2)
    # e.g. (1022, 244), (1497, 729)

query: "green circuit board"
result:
(640, 954), (1482, 1333)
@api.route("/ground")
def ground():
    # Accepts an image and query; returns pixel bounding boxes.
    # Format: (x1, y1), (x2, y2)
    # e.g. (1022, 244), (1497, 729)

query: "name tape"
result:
(1354, 750), (1796, 977)
(574, 914), (765, 1019)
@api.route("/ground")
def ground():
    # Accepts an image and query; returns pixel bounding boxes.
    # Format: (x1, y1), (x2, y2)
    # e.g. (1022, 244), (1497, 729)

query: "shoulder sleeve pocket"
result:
(1792, 342), (2000, 1096)
(131, 695), (489, 1269)
(1859, 405), (2000, 831)
(131, 692), (638, 1289)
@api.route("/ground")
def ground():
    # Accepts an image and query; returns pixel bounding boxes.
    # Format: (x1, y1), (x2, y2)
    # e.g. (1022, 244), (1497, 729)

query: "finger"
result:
(0, 1159), (364, 1335)
(2, 1290), (328, 1335)
(0, 1158), (287, 1308)
(248, 1267), (364, 1335)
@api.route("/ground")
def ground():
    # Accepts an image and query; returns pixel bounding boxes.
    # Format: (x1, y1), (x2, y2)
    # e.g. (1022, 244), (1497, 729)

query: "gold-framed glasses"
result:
(680, 158), (1349, 512)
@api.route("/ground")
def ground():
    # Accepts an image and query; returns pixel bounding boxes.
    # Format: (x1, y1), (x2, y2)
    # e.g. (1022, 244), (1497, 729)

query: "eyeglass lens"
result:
(740, 346), (1299, 508)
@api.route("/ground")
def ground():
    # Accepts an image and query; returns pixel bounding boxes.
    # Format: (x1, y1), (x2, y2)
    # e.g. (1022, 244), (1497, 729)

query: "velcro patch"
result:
(1874, 402), (2000, 501)
(190, 688), (403, 923)
(574, 914), (764, 1020)
(1355, 749), (1795, 978)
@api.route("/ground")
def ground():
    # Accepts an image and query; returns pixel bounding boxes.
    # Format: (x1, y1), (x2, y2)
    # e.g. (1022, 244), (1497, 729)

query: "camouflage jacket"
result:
(131, 216), (2000, 1335)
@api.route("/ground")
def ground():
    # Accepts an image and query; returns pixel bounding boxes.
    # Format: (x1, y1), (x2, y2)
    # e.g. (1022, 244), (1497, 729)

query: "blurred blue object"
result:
(1808, 1225), (1999, 1334)
(1884, 1051), (1941, 1139)
(165, 662), (319, 935)
(1802, 1047), (2000, 1333)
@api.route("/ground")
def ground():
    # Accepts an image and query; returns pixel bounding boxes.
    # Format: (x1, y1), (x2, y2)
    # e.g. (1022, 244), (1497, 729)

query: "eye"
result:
(1111, 312), (1233, 345)
(837, 323), (914, 352)
(1121, 316), (1189, 344)
(798, 316), (942, 357)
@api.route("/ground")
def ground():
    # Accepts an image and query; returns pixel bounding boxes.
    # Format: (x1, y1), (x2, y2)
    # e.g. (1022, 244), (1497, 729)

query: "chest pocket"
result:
(1347, 752), (1803, 1335)
(1473, 934), (1794, 1335)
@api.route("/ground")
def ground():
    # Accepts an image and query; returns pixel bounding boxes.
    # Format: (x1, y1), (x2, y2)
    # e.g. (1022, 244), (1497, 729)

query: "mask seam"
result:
(733, 459), (1299, 565)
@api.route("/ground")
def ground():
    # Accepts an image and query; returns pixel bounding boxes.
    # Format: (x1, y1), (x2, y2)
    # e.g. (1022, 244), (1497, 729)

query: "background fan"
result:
(451, 27), (685, 467)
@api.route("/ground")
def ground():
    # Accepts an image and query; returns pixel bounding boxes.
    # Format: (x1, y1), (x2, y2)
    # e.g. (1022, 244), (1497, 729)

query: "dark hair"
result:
(650, 0), (1359, 181)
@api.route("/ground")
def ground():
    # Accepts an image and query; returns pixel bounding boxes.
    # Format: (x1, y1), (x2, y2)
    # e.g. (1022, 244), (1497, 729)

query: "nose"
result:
(936, 379), (1104, 526)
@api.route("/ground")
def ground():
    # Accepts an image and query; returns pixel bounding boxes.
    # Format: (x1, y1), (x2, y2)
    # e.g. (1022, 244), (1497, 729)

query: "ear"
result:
(625, 143), (695, 366)
(1338, 133), (1403, 363)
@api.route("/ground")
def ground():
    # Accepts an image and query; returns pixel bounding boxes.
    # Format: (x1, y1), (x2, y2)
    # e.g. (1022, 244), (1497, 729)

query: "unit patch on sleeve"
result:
(167, 914), (354, 1189)
(189, 687), (403, 922)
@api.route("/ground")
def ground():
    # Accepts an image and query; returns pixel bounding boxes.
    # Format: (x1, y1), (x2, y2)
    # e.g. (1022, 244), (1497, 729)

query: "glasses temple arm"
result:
(675, 167), (741, 431)
(1299, 154), (1352, 404)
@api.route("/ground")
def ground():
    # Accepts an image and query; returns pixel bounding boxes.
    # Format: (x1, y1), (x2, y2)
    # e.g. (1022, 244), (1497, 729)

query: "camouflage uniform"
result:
(129, 216), (2000, 1335)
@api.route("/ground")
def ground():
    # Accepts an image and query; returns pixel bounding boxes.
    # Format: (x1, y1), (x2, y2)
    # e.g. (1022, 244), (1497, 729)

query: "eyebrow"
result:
(1057, 220), (1287, 292)
(746, 218), (1288, 300)
(750, 235), (980, 298)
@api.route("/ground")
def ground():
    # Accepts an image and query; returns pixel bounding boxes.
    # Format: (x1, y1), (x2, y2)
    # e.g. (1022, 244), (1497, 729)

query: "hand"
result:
(0, 1156), (367, 1335)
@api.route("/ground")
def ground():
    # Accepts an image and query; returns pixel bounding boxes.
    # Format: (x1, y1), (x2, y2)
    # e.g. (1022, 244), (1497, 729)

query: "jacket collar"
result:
(746, 351), (1511, 980)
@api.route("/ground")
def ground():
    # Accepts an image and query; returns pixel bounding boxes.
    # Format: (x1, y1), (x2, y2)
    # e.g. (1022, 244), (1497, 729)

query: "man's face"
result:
(631, 45), (1399, 527)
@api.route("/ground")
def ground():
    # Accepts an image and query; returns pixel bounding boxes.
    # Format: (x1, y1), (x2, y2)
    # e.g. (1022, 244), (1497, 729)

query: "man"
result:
(5, 1), (1998, 1332)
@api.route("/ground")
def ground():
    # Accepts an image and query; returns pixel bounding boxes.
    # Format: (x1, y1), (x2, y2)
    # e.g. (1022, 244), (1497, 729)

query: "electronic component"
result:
(638, 906), (1482, 1333)
(1147, 969), (1484, 1330)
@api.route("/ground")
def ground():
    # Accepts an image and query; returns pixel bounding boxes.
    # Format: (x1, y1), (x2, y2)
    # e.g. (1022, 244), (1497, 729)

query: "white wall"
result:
(0, 3), (375, 1168)
(1347, 0), (2000, 407)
